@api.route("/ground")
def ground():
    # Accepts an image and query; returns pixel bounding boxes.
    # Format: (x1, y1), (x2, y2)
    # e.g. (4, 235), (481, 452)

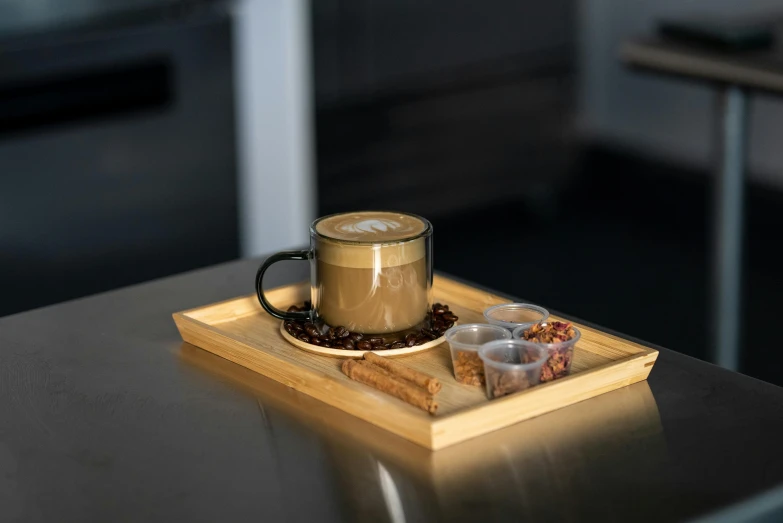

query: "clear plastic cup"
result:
(478, 340), (548, 399)
(483, 303), (549, 332)
(444, 324), (511, 386)
(512, 324), (581, 382)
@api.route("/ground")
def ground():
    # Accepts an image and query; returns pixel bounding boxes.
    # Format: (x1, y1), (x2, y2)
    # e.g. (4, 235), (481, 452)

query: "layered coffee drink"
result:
(312, 212), (432, 334)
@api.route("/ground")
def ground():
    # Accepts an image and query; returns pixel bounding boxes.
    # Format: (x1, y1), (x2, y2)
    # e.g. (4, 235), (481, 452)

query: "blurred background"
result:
(1, 0), (782, 385)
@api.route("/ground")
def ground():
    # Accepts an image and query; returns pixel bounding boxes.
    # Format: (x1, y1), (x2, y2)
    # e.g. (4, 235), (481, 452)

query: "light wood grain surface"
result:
(174, 275), (658, 449)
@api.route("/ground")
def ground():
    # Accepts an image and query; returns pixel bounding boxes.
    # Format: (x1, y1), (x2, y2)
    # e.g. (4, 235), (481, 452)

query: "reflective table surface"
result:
(2, 258), (783, 522)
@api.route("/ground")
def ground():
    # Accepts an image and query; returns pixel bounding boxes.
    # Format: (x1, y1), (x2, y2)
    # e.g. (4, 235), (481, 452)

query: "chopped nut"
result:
(522, 321), (577, 382)
(453, 350), (484, 386)
(485, 348), (541, 398)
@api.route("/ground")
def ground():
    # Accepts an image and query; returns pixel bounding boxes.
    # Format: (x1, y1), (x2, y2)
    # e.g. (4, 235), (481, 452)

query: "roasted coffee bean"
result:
(285, 301), (458, 350)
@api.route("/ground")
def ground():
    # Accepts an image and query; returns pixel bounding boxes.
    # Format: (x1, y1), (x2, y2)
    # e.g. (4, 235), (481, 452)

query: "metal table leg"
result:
(712, 86), (748, 371)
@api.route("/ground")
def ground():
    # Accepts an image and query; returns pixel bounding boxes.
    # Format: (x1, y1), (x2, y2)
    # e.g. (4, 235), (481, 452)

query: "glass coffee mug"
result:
(256, 211), (433, 334)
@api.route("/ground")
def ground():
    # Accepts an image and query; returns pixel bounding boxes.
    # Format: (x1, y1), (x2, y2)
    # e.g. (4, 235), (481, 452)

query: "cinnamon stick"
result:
(341, 359), (438, 414)
(364, 352), (442, 394)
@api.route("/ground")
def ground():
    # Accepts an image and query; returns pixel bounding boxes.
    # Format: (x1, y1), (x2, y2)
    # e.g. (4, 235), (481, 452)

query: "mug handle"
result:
(255, 250), (312, 321)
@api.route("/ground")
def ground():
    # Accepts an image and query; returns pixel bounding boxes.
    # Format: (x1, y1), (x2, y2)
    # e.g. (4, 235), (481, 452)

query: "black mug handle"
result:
(255, 250), (312, 321)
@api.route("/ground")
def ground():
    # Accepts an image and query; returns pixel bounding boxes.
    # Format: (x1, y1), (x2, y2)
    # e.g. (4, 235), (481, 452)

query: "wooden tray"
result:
(180, 342), (664, 486)
(173, 275), (658, 450)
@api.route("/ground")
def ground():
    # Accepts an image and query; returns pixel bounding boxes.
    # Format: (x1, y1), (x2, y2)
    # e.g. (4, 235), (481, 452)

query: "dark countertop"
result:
(2, 258), (783, 522)
(621, 35), (783, 95)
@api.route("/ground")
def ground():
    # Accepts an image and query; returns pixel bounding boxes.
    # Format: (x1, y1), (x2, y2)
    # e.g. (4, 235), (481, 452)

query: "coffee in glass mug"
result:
(256, 211), (433, 334)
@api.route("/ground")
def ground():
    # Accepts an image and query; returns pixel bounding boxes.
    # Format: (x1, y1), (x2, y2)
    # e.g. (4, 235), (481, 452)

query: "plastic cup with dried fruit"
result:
(444, 324), (511, 387)
(483, 303), (549, 332)
(478, 340), (548, 399)
(512, 323), (581, 383)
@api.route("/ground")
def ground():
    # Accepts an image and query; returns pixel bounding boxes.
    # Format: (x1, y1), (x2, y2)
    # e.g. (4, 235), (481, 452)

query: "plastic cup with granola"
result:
(483, 303), (549, 332)
(445, 324), (511, 386)
(479, 340), (547, 399)
(513, 321), (580, 382)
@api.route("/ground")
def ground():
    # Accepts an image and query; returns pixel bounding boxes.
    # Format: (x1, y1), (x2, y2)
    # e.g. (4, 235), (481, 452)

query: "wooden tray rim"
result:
(173, 277), (659, 449)
(178, 311), (656, 418)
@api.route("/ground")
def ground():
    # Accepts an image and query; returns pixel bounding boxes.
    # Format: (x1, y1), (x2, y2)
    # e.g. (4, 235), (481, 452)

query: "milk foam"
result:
(313, 212), (430, 268)
(315, 212), (427, 242)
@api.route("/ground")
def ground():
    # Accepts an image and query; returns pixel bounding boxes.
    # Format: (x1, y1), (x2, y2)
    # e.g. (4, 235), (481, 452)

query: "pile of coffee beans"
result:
(283, 302), (458, 350)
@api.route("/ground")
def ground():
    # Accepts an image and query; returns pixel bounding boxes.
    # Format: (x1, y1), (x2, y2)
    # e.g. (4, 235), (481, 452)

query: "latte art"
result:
(339, 218), (403, 235)
(315, 211), (427, 242)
